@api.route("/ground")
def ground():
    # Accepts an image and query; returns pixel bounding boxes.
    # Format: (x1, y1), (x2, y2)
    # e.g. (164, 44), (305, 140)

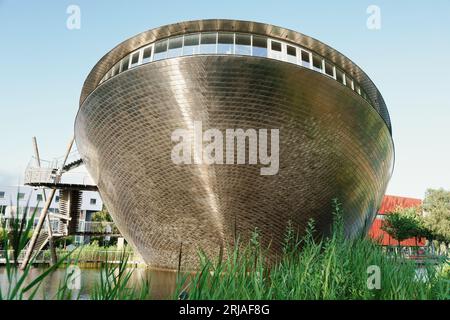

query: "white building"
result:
(0, 185), (103, 244)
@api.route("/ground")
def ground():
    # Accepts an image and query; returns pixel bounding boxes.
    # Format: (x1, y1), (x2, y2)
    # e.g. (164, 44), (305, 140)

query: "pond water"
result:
(0, 266), (178, 300)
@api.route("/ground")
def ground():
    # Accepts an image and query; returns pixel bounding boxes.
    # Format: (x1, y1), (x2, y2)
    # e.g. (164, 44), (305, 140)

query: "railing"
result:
(24, 149), (96, 187)
(1, 218), (119, 236)
(1, 217), (67, 235)
(24, 165), (95, 187)
(77, 221), (119, 234)
(24, 167), (58, 185)
(0, 249), (136, 264)
(0, 250), (51, 264)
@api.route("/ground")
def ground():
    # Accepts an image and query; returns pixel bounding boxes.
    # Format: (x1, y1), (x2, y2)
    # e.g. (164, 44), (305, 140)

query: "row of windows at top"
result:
(99, 32), (371, 103)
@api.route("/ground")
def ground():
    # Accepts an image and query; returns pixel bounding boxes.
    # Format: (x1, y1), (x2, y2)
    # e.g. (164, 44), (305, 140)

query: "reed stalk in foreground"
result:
(0, 195), (148, 300)
(175, 200), (450, 300)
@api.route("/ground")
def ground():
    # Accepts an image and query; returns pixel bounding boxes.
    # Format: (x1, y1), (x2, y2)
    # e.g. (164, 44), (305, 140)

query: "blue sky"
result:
(0, 0), (449, 198)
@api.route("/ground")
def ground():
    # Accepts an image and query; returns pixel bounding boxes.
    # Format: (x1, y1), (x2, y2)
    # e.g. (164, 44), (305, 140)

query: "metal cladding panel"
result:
(75, 55), (394, 270)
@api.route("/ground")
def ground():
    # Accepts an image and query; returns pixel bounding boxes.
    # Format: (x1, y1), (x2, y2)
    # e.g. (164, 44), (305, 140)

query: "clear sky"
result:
(0, 0), (449, 199)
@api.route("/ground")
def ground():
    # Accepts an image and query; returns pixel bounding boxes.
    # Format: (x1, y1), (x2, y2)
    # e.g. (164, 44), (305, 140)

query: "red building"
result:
(368, 195), (426, 246)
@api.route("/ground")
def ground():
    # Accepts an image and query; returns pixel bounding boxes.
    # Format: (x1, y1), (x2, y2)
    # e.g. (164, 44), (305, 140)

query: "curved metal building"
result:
(75, 19), (394, 270)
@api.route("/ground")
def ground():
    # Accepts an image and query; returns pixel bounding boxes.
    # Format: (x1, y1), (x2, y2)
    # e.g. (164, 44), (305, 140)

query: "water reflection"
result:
(0, 266), (178, 300)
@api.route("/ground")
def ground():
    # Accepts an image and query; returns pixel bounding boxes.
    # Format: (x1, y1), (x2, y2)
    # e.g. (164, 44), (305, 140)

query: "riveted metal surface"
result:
(75, 55), (394, 270)
(79, 19), (391, 132)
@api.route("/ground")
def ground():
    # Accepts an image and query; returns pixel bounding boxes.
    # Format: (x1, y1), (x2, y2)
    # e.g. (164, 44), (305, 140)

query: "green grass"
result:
(0, 203), (148, 300)
(174, 201), (449, 300)
(1, 199), (448, 300)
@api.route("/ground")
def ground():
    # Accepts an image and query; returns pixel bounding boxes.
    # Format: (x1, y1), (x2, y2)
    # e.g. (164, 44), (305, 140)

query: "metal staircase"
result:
(22, 230), (49, 262)
(62, 158), (84, 172)
(60, 189), (82, 235)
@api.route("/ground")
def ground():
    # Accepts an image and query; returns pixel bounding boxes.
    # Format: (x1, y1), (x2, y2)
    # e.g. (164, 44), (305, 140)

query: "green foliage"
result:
(0, 206), (74, 300)
(381, 208), (424, 245)
(91, 205), (112, 222)
(0, 198), (147, 300)
(423, 188), (450, 242)
(0, 227), (7, 248)
(174, 201), (449, 300)
(91, 251), (149, 300)
(90, 205), (118, 246)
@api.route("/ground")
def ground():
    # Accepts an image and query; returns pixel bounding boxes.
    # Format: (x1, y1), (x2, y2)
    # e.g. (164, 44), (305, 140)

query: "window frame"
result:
(300, 49), (312, 69)
(312, 54), (324, 73)
(199, 32), (218, 54)
(120, 55), (131, 73)
(252, 35), (268, 58)
(167, 35), (184, 58)
(217, 32), (235, 55)
(141, 44), (154, 64)
(235, 33), (252, 56)
(286, 44), (298, 64)
(153, 39), (169, 61)
(182, 33), (200, 56)
(130, 50), (142, 68)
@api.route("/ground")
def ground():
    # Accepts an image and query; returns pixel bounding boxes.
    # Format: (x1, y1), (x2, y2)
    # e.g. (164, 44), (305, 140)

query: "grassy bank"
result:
(1, 202), (449, 300)
(174, 202), (449, 300)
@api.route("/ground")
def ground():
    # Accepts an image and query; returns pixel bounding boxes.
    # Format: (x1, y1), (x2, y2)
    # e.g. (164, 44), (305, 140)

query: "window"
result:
(142, 46), (152, 63)
(269, 40), (283, 60)
(36, 194), (43, 201)
(355, 84), (362, 95)
(0, 191), (4, 199)
(235, 34), (251, 55)
(345, 75), (354, 90)
(18, 193), (25, 200)
(217, 33), (234, 54)
(252, 36), (267, 57)
(271, 41), (282, 52)
(120, 55), (130, 72)
(301, 50), (311, 68)
(312, 54), (323, 72)
(90, 198), (97, 205)
(335, 68), (344, 84)
(130, 51), (140, 67)
(183, 34), (200, 55)
(167, 36), (183, 58)
(112, 62), (120, 77)
(286, 45), (297, 64)
(200, 33), (217, 54)
(362, 90), (369, 100)
(55, 196), (60, 203)
(0, 205), (6, 215)
(325, 61), (335, 78)
(153, 39), (168, 61)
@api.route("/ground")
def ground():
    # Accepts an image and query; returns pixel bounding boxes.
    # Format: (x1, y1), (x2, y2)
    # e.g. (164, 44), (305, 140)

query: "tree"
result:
(422, 188), (450, 242)
(91, 205), (113, 222)
(0, 227), (7, 249)
(91, 205), (117, 247)
(381, 209), (419, 247)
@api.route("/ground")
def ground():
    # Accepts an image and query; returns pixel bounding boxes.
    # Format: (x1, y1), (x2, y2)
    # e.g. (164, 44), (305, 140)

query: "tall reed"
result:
(174, 200), (449, 300)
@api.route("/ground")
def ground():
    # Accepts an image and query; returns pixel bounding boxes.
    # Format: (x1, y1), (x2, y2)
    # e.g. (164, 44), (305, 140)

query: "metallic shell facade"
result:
(75, 20), (394, 270)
